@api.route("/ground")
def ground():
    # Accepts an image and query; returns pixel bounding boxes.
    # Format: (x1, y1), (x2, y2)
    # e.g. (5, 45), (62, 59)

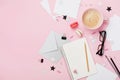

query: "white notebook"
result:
(62, 38), (96, 80)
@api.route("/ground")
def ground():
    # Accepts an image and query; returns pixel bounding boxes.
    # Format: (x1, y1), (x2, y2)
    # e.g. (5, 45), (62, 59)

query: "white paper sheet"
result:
(39, 31), (69, 63)
(40, 0), (52, 15)
(87, 63), (117, 80)
(106, 15), (120, 51)
(62, 38), (96, 80)
(54, 0), (81, 18)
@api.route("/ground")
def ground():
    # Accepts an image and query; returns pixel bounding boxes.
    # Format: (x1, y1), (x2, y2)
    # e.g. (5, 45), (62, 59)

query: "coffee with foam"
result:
(82, 9), (103, 29)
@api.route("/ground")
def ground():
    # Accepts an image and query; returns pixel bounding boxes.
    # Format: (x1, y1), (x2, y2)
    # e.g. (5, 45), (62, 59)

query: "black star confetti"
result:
(50, 66), (55, 71)
(40, 59), (44, 63)
(106, 7), (112, 12)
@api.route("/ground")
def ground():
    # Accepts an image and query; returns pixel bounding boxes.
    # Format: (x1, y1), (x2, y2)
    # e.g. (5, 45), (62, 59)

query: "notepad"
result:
(106, 15), (120, 51)
(62, 38), (96, 80)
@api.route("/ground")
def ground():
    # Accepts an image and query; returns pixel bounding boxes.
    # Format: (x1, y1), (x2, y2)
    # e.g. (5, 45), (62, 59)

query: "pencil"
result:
(84, 42), (89, 72)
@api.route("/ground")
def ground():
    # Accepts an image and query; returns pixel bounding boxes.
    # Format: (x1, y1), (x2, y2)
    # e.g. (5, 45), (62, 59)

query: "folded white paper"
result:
(62, 38), (96, 80)
(87, 63), (117, 80)
(54, 0), (81, 18)
(106, 15), (120, 51)
(39, 31), (69, 63)
(40, 0), (52, 15)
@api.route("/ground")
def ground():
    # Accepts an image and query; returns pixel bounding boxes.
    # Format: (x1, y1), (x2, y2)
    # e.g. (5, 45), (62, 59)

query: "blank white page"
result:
(63, 38), (96, 80)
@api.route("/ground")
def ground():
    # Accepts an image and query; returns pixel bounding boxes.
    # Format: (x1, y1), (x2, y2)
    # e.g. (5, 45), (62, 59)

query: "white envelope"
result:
(39, 31), (69, 63)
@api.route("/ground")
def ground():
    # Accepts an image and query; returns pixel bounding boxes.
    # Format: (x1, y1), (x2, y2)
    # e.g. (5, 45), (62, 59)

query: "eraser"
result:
(70, 22), (79, 29)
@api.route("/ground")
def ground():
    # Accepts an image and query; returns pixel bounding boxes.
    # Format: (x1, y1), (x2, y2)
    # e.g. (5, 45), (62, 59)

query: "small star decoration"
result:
(106, 7), (112, 12)
(50, 66), (55, 71)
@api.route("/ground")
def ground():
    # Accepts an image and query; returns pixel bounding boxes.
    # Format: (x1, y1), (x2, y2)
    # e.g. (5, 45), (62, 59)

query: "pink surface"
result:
(0, 0), (120, 80)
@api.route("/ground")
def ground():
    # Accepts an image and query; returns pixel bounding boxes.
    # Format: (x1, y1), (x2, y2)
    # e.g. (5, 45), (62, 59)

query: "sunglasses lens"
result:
(97, 44), (102, 50)
(99, 31), (106, 42)
(96, 30), (106, 56)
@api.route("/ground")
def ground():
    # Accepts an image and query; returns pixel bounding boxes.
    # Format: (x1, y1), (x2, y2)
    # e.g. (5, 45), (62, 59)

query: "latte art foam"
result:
(82, 9), (102, 29)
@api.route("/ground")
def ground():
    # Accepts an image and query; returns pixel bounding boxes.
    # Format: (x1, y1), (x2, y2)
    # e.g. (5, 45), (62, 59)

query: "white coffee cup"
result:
(82, 8), (103, 30)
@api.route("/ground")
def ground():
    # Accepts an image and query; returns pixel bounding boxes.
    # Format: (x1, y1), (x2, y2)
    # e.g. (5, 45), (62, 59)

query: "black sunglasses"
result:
(96, 30), (106, 56)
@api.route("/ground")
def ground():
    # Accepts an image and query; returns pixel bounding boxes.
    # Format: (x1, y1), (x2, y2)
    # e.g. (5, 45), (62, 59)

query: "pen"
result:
(105, 55), (120, 78)
(110, 58), (120, 76)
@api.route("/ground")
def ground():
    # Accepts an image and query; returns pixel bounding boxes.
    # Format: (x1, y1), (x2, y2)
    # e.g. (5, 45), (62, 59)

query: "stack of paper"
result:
(106, 15), (120, 51)
(62, 38), (96, 80)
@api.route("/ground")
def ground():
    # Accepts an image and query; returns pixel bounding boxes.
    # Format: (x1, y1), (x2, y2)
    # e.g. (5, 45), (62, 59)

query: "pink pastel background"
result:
(0, 0), (120, 80)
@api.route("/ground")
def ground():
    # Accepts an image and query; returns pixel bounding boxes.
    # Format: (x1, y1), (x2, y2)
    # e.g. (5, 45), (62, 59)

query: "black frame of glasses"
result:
(96, 30), (107, 56)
